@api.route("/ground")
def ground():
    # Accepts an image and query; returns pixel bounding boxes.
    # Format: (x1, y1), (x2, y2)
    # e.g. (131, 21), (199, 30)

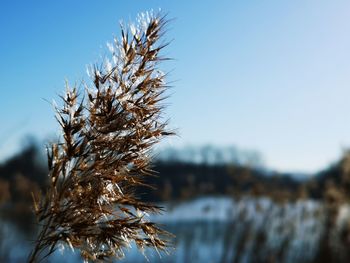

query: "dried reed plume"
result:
(28, 11), (174, 262)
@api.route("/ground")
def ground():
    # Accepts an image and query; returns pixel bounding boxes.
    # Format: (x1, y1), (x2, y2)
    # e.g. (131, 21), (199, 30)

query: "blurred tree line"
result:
(2, 142), (350, 238)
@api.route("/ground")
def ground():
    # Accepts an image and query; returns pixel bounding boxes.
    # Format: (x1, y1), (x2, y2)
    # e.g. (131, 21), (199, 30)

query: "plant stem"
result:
(28, 215), (53, 263)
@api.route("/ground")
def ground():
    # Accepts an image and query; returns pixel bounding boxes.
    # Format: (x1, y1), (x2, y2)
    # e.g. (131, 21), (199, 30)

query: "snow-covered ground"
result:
(123, 197), (326, 263)
(1, 196), (346, 262)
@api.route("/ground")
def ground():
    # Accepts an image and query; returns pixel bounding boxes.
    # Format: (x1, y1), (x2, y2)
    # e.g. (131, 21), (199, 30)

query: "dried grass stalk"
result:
(28, 11), (174, 262)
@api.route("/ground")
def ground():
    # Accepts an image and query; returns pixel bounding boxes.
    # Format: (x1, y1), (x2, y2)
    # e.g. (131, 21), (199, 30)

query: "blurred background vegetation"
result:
(2, 141), (350, 262)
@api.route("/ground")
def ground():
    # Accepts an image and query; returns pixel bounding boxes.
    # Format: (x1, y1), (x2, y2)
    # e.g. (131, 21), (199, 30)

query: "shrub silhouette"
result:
(29, 11), (174, 262)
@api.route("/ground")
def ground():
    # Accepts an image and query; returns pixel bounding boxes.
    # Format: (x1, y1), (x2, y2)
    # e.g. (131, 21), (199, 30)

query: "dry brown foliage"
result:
(29, 11), (174, 262)
(0, 179), (10, 204)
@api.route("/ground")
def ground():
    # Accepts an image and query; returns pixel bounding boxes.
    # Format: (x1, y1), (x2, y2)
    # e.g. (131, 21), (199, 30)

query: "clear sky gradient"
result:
(1, 0), (350, 173)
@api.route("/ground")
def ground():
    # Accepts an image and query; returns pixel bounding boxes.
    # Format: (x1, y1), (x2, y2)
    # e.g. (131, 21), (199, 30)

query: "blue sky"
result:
(1, 0), (350, 173)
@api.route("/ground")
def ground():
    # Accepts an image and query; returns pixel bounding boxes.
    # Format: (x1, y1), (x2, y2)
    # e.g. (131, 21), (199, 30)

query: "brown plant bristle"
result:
(28, 11), (174, 263)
